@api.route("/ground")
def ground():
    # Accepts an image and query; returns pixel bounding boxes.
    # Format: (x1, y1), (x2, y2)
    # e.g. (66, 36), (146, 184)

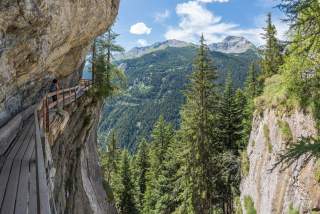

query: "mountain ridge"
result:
(114, 36), (258, 61)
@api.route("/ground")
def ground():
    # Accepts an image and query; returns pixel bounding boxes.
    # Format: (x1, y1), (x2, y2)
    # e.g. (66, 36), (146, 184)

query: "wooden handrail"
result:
(37, 79), (92, 133)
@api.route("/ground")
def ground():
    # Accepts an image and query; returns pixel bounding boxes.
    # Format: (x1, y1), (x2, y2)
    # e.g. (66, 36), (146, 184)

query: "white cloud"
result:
(137, 39), (149, 47)
(165, 1), (288, 45)
(197, 0), (229, 3)
(155, 9), (170, 22)
(130, 22), (152, 35)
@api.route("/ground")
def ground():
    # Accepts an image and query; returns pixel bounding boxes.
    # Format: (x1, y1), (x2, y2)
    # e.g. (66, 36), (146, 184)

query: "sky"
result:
(113, 0), (289, 50)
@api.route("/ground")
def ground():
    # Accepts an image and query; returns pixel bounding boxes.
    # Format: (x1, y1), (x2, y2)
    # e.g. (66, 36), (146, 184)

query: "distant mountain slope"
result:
(99, 45), (260, 150)
(114, 36), (257, 61)
(114, 39), (194, 61)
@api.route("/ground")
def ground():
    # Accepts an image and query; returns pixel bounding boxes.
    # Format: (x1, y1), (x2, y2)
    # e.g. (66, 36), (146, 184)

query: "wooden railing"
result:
(36, 79), (92, 133)
(33, 79), (92, 214)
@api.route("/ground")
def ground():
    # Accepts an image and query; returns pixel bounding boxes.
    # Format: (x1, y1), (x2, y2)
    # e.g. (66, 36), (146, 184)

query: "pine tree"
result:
(135, 138), (149, 210)
(216, 73), (244, 214)
(118, 150), (138, 214)
(106, 131), (120, 183)
(91, 26), (126, 99)
(240, 63), (259, 149)
(260, 13), (283, 80)
(218, 72), (243, 153)
(143, 116), (174, 214)
(178, 35), (220, 213)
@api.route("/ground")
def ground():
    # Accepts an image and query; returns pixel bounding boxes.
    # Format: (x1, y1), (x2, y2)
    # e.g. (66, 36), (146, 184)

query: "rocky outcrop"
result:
(0, 0), (119, 213)
(0, 0), (119, 126)
(51, 96), (117, 214)
(241, 109), (320, 213)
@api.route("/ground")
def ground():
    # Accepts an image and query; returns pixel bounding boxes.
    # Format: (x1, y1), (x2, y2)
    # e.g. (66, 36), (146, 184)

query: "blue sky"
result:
(113, 0), (288, 50)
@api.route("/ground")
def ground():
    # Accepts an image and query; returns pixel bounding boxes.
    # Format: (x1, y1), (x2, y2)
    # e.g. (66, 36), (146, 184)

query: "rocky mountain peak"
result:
(209, 36), (256, 54)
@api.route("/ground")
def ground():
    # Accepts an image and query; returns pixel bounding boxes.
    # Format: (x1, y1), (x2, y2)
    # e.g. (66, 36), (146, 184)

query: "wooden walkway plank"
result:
(14, 132), (35, 214)
(0, 119), (33, 208)
(35, 111), (51, 214)
(28, 148), (37, 214)
(0, 122), (34, 214)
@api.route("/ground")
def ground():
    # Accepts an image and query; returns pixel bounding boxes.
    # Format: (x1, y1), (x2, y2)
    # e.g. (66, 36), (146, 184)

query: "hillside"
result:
(98, 45), (260, 150)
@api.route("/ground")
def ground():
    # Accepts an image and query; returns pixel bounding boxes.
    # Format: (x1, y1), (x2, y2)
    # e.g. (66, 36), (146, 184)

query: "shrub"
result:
(244, 196), (256, 214)
(263, 124), (272, 153)
(234, 196), (243, 214)
(255, 74), (298, 115)
(314, 159), (320, 183)
(288, 203), (299, 214)
(277, 120), (293, 143)
(241, 150), (250, 177)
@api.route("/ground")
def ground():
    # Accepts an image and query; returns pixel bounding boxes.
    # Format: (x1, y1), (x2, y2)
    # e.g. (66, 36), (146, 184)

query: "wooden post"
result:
(45, 97), (49, 133)
(56, 90), (59, 107)
(42, 99), (46, 130)
(62, 88), (65, 109)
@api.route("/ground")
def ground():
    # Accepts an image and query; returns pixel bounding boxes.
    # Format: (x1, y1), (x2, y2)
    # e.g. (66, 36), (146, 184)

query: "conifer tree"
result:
(260, 13), (283, 80)
(118, 150), (138, 214)
(178, 35), (220, 213)
(91, 26), (126, 99)
(135, 138), (149, 210)
(240, 63), (259, 149)
(143, 116), (174, 213)
(218, 72), (243, 153)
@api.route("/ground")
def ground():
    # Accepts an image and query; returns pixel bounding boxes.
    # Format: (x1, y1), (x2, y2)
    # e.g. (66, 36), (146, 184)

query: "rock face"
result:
(51, 97), (117, 214)
(0, 0), (119, 126)
(241, 109), (320, 213)
(0, 0), (119, 213)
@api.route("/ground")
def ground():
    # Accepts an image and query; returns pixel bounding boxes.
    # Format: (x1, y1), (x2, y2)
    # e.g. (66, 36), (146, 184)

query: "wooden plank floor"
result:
(0, 117), (49, 214)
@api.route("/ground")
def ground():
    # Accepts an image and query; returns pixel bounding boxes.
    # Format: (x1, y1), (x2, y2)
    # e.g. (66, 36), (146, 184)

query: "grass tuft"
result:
(263, 124), (272, 153)
(241, 150), (250, 177)
(244, 196), (256, 214)
(277, 120), (293, 144)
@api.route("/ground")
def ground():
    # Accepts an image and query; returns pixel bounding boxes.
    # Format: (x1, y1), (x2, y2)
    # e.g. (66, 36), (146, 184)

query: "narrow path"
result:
(0, 117), (39, 214)
(0, 80), (92, 214)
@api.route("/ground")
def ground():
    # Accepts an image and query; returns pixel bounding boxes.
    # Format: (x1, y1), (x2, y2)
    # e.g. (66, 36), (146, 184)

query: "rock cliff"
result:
(241, 109), (320, 213)
(0, 0), (119, 213)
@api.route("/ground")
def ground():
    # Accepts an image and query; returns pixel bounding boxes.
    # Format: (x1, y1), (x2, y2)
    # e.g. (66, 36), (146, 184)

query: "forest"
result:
(93, 0), (320, 213)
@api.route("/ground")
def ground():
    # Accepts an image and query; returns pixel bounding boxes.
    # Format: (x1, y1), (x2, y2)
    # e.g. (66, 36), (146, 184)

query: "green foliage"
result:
(255, 74), (297, 114)
(234, 196), (243, 214)
(314, 159), (320, 183)
(240, 63), (260, 149)
(288, 203), (299, 214)
(263, 124), (272, 153)
(176, 35), (221, 213)
(277, 120), (293, 143)
(91, 27), (127, 100)
(99, 45), (260, 151)
(241, 150), (250, 177)
(243, 196), (256, 214)
(118, 150), (138, 214)
(218, 72), (244, 152)
(260, 13), (283, 81)
(134, 138), (149, 209)
(143, 116), (175, 214)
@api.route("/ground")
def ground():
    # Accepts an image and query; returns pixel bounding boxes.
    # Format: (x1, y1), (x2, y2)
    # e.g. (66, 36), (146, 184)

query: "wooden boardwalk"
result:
(0, 80), (92, 214)
(0, 117), (41, 214)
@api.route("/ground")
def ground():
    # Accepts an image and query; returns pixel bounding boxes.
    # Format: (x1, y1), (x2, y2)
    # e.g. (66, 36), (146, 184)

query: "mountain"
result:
(114, 36), (257, 62)
(99, 44), (260, 150)
(114, 39), (194, 61)
(209, 36), (257, 54)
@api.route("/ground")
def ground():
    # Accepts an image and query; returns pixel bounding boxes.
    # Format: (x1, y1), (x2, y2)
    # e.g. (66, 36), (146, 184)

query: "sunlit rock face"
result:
(0, 1), (119, 213)
(241, 109), (320, 214)
(0, 0), (119, 127)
